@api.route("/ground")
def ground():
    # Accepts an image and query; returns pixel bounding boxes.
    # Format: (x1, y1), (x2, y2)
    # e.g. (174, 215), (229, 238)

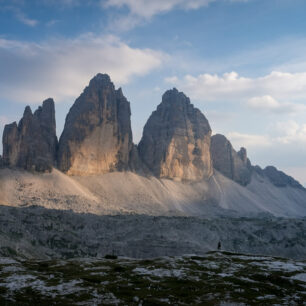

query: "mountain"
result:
(57, 74), (133, 175)
(253, 165), (304, 189)
(211, 134), (252, 186)
(2, 98), (57, 172)
(0, 73), (305, 220)
(138, 88), (213, 181)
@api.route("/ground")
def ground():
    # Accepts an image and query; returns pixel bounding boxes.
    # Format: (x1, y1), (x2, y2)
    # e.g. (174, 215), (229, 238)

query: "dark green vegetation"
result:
(0, 252), (305, 305)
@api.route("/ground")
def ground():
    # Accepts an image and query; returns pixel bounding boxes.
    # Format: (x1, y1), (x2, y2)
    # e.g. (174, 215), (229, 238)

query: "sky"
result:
(1, 0), (306, 184)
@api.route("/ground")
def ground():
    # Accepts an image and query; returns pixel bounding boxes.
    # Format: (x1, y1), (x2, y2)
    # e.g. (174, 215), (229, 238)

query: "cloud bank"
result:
(0, 35), (165, 104)
(166, 71), (306, 114)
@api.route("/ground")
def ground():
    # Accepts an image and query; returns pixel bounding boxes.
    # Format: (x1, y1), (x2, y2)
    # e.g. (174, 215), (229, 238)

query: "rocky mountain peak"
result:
(254, 165), (305, 189)
(238, 147), (248, 164)
(90, 73), (112, 84)
(86, 73), (114, 93)
(138, 88), (213, 181)
(211, 134), (252, 186)
(57, 73), (133, 175)
(2, 99), (57, 172)
(162, 87), (185, 102)
(23, 106), (33, 118)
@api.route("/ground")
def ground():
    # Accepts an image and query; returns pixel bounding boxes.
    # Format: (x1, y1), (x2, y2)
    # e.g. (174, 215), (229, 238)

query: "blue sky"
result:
(1, 0), (306, 184)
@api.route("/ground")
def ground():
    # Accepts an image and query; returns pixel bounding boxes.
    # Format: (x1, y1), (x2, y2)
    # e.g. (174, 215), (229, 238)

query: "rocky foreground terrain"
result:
(0, 205), (305, 260)
(0, 252), (305, 305)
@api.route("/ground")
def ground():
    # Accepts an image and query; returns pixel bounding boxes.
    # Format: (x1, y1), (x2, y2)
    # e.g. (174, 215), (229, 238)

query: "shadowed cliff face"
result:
(138, 88), (213, 181)
(210, 134), (252, 186)
(253, 165), (304, 190)
(57, 74), (133, 175)
(2, 99), (57, 172)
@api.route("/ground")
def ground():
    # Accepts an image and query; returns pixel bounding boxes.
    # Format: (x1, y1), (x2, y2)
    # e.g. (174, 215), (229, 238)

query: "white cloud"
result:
(0, 34), (165, 104)
(227, 132), (271, 149)
(104, 0), (214, 19)
(165, 71), (306, 104)
(15, 11), (38, 26)
(247, 95), (306, 114)
(226, 122), (306, 184)
(272, 120), (306, 145)
(104, 0), (250, 30)
(0, 4), (39, 27)
(227, 120), (306, 150)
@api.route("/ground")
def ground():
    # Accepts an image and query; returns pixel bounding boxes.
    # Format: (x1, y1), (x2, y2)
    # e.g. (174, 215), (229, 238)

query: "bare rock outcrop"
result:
(254, 165), (304, 189)
(57, 74), (133, 175)
(2, 99), (57, 172)
(138, 88), (213, 181)
(211, 134), (252, 186)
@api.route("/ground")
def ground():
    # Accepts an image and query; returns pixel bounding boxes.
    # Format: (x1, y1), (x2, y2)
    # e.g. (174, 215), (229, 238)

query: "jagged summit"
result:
(161, 88), (189, 103)
(90, 72), (111, 83)
(0, 73), (305, 194)
(23, 105), (32, 117)
(138, 88), (213, 181)
(57, 73), (133, 175)
(254, 165), (304, 190)
(2, 98), (57, 172)
(211, 134), (252, 186)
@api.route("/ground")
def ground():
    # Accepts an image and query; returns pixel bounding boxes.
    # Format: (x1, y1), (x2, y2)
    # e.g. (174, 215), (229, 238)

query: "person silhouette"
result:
(217, 241), (221, 251)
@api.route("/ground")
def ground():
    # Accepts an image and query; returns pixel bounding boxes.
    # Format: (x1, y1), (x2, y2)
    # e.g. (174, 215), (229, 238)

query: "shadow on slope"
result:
(0, 205), (305, 260)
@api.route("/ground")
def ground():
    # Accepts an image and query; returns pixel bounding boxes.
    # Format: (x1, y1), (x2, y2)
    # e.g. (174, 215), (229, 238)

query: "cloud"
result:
(272, 120), (306, 145)
(165, 71), (306, 104)
(104, 0), (214, 19)
(227, 120), (306, 150)
(226, 121), (306, 184)
(247, 95), (306, 114)
(15, 11), (38, 26)
(0, 34), (166, 104)
(104, 0), (250, 30)
(0, 4), (39, 27)
(227, 132), (271, 149)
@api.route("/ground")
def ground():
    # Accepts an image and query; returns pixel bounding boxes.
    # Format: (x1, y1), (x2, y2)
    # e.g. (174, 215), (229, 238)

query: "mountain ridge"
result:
(1, 73), (305, 217)
(2, 73), (302, 188)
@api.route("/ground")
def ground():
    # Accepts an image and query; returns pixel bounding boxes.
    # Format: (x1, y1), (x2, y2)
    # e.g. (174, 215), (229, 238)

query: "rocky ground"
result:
(0, 252), (305, 305)
(0, 205), (305, 260)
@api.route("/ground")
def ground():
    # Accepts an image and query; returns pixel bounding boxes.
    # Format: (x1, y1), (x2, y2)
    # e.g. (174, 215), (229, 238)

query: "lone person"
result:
(217, 241), (221, 251)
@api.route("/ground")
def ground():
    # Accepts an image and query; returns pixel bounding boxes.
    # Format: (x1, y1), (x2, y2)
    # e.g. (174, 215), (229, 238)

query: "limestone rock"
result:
(129, 144), (148, 174)
(57, 73), (133, 175)
(262, 166), (304, 189)
(138, 88), (213, 181)
(2, 98), (57, 172)
(211, 134), (252, 186)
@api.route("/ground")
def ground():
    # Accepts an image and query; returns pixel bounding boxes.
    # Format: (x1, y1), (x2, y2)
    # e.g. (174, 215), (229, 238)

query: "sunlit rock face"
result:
(2, 98), (57, 172)
(57, 74), (133, 176)
(210, 134), (252, 186)
(138, 88), (213, 181)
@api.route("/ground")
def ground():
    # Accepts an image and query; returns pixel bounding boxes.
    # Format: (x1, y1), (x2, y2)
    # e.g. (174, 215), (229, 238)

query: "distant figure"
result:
(217, 241), (221, 251)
